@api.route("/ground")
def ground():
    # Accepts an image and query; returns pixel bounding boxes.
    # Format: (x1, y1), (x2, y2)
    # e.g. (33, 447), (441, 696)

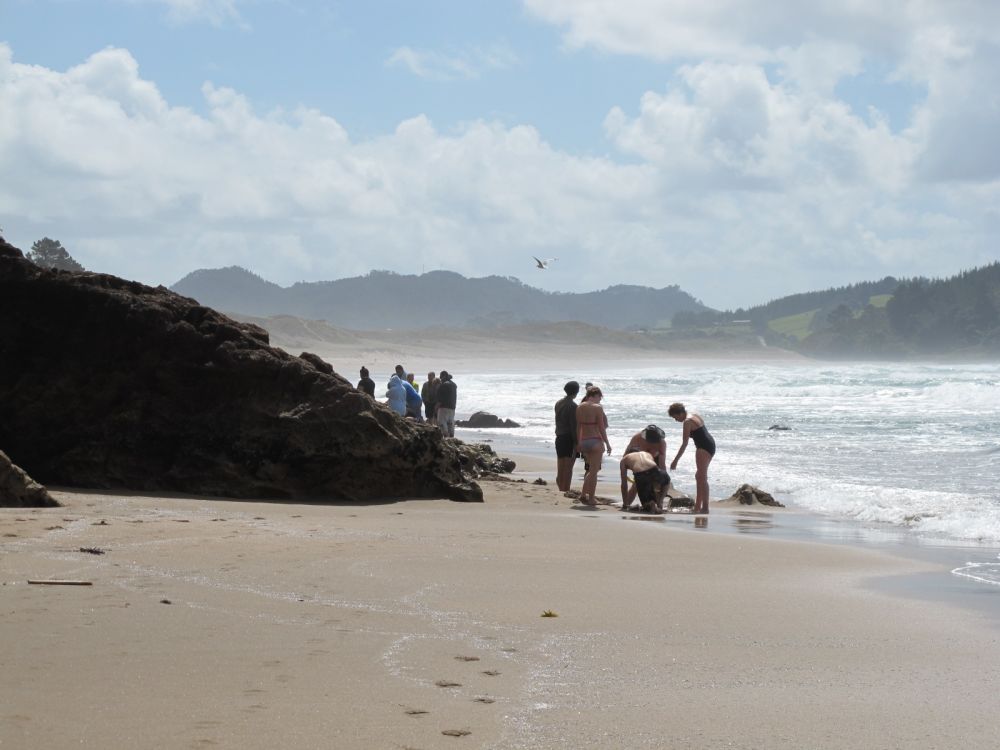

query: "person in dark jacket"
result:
(421, 371), (440, 424)
(436, 371), (457, 437)
(357, 366), (376, 397)
(554, 380), (579, 491)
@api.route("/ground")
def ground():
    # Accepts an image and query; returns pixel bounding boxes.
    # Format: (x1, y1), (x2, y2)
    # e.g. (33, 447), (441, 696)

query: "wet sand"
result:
(3, 475), (999, 749)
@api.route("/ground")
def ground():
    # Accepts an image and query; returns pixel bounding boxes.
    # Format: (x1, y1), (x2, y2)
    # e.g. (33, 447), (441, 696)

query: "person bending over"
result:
(620, 449), (670, 513)
(622, 424), (666, 506)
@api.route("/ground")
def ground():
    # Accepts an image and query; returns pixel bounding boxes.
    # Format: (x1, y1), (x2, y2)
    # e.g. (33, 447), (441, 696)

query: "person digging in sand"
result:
(620, 449), (670, 513)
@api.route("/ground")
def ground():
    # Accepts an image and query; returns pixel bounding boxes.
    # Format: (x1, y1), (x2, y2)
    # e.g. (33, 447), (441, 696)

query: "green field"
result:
(768, 309), (818, 341)
(868, 294), (892, 308)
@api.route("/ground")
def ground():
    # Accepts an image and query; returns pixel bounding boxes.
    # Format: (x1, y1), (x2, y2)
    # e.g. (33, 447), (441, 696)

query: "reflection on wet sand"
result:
(731, 511), (775, 533)
(622, 515), (666, 522)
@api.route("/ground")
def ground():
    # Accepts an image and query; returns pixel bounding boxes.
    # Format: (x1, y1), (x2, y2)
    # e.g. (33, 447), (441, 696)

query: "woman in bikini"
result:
(668, 402), (716, 514)
(576, 385), (612, 506)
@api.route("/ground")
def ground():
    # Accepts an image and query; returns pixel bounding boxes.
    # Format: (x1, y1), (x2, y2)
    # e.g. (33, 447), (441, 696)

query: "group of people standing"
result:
(356, 365), (458, 437)
(555, 380), (716, 514)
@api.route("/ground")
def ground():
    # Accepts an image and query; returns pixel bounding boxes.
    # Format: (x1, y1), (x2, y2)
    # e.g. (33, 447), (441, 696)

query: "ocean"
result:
(450, 361), (1000, 587)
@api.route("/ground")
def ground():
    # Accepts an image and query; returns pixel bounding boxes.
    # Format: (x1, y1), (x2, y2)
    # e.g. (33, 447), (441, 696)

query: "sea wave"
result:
(457, 362), (1000, 544)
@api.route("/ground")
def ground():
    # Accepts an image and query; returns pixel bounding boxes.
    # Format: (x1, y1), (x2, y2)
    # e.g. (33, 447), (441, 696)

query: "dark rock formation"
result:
(456, 411), (522, 429)
(768, 424), (792, 431)
(0, 449), (59, 507)
(726, 484), (785, 507)
(456, 443), (516, 475)
(0, 237), (483, 502)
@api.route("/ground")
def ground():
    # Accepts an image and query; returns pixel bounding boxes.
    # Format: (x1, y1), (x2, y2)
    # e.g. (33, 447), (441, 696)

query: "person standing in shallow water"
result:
(553, 380), (579, 492)
(576, 385), (611, 506)
(668, 402), (716, 514)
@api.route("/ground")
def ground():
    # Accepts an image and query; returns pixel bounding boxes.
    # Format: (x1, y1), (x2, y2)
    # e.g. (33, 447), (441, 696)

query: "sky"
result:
(2, 1), (999, 310)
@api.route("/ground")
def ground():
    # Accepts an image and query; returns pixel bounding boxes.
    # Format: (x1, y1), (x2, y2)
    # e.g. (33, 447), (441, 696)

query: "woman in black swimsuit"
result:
(668, 402), (716, 514)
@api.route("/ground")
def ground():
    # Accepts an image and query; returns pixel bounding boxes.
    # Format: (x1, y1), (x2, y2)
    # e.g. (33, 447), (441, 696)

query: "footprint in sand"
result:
(435, 680), (461, 688)
(454, 655), (480, 662)
(442, 729), (471, 737)
(481, 670), (500, 677)
(404, 708), (429, 716)
(472, 697), (495, 704)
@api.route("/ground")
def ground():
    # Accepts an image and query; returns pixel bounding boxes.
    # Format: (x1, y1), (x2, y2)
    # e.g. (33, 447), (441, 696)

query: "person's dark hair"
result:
(440, 370), (450, 380)
(564, 380), (580, 397)
(394, 364), (405, 375)
(585, 385), (602, 400)
(643, 424), (665, 443)
(667, 402), (686, 417)
(360, 366), (369, 377)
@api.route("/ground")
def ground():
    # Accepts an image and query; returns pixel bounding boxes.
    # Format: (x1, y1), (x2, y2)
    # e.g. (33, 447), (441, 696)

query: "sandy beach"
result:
(3, 455), (999, 750)
(230, 314), (807, 375)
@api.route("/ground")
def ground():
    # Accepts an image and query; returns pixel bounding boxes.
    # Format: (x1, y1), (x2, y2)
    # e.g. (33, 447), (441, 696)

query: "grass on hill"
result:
(868, 294), (892, 308)
(768, 309), (818, 341)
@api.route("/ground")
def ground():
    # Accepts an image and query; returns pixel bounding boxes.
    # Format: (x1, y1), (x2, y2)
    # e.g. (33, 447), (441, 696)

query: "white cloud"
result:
(604, 61), (916, 191)
(0, 42), (997, 310)
(522, 0), (1000, 65)
(386, 43), (519, 81)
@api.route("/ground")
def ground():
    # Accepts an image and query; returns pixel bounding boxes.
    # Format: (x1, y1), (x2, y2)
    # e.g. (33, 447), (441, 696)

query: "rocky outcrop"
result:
(456, 411), (522, 428)
(726, 484), (785, 507)
(768, 424), (792, 431)
(0, 449), (59, 507)
(456, 443), (516, 475)
(0, 237), (483, 502)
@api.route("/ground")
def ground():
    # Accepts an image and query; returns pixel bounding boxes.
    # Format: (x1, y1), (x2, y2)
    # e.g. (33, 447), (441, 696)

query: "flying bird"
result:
(533, 256), (558, 269)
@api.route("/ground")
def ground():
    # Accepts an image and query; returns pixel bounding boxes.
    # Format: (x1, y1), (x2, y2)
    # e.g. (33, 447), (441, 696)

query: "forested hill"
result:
(171, 267), (710, 331)
(800, 262), (1000, 357)
(674, 263), (1000, 358)
(673, 277), (900, 333)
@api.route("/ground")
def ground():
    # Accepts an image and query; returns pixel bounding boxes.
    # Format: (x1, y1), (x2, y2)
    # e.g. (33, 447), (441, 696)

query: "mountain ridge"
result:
(171, 267), (710, 330)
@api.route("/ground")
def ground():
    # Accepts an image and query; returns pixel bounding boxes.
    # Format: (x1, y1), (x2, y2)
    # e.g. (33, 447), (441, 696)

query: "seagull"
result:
(533, 256), (558, 269)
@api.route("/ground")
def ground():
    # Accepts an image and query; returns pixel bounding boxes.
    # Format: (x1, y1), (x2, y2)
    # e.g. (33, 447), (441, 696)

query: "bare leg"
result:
(557, 456), (576, 492)
(694, 449), (713, 514)
(581, 449), (603, 504)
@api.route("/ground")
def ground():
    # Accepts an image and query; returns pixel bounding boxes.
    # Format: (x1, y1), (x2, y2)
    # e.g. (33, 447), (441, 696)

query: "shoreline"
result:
(3, 481), (1000, 748)
(502, 448), (1000, 618)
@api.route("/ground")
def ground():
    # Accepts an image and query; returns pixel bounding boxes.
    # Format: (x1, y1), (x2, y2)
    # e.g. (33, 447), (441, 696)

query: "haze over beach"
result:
(2, 3), (1000, 750)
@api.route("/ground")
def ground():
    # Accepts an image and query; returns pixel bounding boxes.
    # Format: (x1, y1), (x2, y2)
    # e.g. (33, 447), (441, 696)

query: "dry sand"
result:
(3, 464), (999, 749)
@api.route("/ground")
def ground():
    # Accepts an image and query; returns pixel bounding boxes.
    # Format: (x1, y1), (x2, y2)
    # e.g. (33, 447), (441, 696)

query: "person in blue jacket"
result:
(386, 373), (406, 416)
(402, 375), (423, 421)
